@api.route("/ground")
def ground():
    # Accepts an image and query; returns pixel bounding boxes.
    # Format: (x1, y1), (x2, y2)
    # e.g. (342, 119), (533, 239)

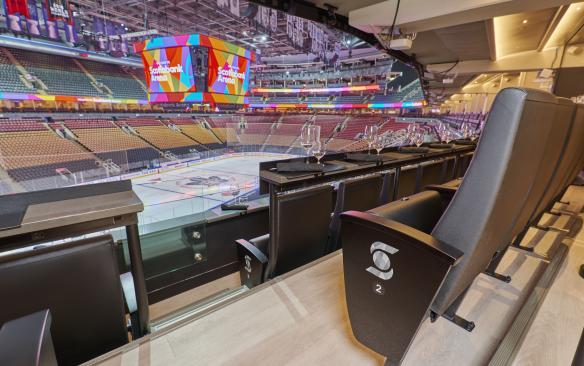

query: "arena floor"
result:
(133, 154), (288, 224)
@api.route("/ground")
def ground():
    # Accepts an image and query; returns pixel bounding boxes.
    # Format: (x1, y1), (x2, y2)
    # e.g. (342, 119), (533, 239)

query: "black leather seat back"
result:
(541, 104), (584, 208)
(442, 157), (457, 182)
(419, 159), (447, 189)
(557, 104), (584, 195)
(431, 88), (557, 314)
(0, 236), (128, 366)
(379, 171), (395, 204)
(268, 185), (333, 277)
(455, 152), (474, 178)
(328, 175), (383, 252)
(510, 98), (575, 231)
(396, 165), (419, 199)
(337, 175), (383, 212)
(369, 191), (444, 234)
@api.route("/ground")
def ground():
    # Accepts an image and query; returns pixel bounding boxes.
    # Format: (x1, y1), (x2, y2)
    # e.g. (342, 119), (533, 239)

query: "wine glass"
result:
(311, 140), (326, 165)
(436, 122), (447, 143)
(407, 123), (418, 135)
(372, 134), (385, 156)
(363, 125), (379, 154)
(443, 130), (453, 144)
(470, 123), (482, 142)
(300, 125), (320, 163)
(460, 122), (471, 139)
(413, 131), (425, 147)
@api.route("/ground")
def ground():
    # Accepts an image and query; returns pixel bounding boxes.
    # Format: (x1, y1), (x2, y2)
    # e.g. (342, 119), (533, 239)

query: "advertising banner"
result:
(207, 49), (250, 96)
(5, 0), (29, 17)
(142, 46), (196, 93)
(45, 0), (71, 21)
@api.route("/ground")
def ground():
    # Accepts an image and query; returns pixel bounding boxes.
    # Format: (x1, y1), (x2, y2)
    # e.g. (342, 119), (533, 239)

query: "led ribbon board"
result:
(0, 92), (148, 104)
(251, 85), (380, 94)
(134, 34), (255, 104)
(248, 101), (425, 109)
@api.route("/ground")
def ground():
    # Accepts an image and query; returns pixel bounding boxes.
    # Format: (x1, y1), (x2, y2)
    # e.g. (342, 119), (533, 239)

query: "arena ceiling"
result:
(70, 0), (376, 59)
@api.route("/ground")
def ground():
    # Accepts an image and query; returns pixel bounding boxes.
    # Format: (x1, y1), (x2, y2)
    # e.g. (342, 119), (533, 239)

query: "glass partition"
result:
(0, 116), (459, 315)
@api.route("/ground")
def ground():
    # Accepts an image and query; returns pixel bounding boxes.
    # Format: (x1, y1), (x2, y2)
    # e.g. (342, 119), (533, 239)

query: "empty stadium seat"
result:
(339, 88), (560, 363)
(237, 185), (333, 287)
(0, 235), (137, 365)
(328, 174), (384, 252)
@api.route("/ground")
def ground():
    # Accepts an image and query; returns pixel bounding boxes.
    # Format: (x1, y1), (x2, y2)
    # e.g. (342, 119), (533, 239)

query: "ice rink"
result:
(133, 154), (287, 224)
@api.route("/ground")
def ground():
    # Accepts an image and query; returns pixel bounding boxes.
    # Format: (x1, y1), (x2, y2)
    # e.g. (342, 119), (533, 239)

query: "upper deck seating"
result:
(0, 50), (29, 93)
(79, 60), (147, 99)
(10, 48), (100, 97)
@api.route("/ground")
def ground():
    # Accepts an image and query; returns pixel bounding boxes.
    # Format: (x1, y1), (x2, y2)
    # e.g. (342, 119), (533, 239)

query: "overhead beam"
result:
(247, 0), (419, 66)
(537, 5), (569, 51)
(427, 43), (584, 75)
(484, 19), (496, 61)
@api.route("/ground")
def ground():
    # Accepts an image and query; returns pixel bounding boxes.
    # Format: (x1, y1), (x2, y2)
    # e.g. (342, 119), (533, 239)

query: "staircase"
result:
(72, 59), (110, 96)
(0, 165), (25, 193)
(125, 68), (148, 92)
(50, 122), (121, 177)
(1, 48), (44, 93)
(114, 121), (168, 159)
(164, 121), (209, 152)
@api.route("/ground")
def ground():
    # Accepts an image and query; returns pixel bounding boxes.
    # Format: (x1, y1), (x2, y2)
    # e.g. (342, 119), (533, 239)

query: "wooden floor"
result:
(149, 272), (241, 321)
(510, 220), (584, 365)
(87, 186), (584, 366)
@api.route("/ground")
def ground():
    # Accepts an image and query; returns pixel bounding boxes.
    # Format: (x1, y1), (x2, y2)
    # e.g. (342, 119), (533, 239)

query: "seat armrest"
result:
(236, 239), (268, 288)
(0, 309), (58, 366)
(368, 191), (444, 234)
(425, 178), (463, 203)
(340, 210), (463, 364)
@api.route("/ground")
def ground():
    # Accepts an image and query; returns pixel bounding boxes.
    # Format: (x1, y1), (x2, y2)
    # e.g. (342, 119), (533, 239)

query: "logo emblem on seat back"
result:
(366, 241), (399, 280)
(244, 255), (252, 273)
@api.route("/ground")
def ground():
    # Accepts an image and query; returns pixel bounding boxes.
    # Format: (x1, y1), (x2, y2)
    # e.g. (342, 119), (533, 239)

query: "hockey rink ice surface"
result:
(133, 155), (284, 224)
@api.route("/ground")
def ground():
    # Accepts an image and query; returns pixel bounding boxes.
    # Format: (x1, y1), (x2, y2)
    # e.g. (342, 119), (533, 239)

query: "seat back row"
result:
(237, 148), (471, 286)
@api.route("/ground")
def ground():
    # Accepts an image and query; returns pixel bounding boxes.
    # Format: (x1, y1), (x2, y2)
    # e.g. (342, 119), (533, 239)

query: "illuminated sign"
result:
(251, 85), (381, 94)
(135, 34), (255, 104)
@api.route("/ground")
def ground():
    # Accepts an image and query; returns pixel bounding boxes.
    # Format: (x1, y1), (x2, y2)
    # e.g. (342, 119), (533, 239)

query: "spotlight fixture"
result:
(522, 19), (528, 24)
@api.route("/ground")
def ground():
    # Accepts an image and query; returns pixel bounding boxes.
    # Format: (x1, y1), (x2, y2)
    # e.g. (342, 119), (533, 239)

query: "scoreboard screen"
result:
(135, 34), (255, 104)
(142, 46), (196, 93)
(207, 49), (250, 96)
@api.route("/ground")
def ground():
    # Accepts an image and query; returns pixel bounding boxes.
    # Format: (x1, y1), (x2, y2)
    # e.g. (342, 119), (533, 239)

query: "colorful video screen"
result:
(207, 49), (250, 96)
(141, 46), (196, 93)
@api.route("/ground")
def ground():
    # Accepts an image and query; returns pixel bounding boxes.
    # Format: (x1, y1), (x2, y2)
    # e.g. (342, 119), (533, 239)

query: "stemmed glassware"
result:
(470, 121), (484, 142)
(310, 140), (326, 166)
(413, 131), (425, 147)
(436, 122), (454, 144)
(300, 125), (320, 163)
(372, 134), (386, 156)
(363, 125), (379, 154)
(460, 122), (471, 139)
(406, 124), (420, 146)
(443, 130), (453, 144)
